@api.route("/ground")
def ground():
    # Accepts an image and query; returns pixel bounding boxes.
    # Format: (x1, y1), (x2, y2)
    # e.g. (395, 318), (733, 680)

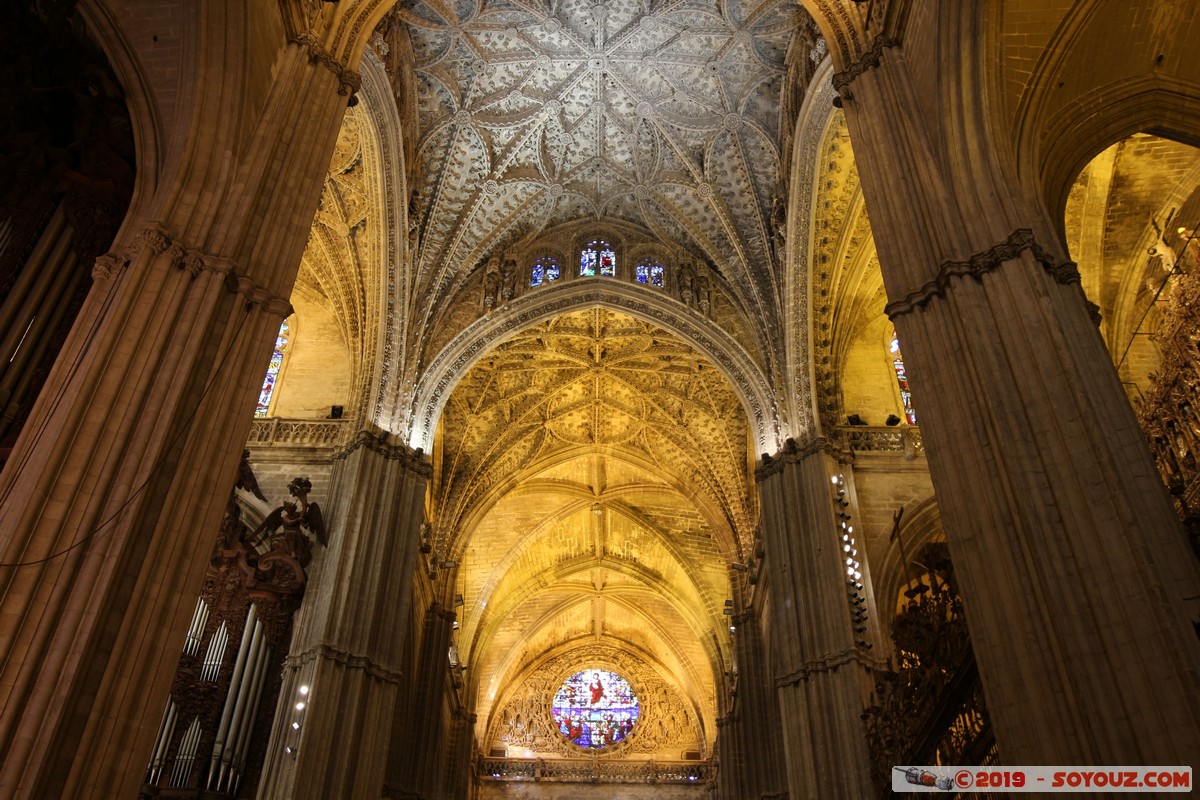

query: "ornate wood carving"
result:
(1137, 261), (1200, 559)
(861, 544), (996, 798)
(138, 465), (317, 799)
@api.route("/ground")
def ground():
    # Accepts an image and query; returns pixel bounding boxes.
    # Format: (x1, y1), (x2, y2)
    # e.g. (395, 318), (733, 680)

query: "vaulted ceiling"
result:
(432, 308), (752, 749)
(398, 0), (800, 328)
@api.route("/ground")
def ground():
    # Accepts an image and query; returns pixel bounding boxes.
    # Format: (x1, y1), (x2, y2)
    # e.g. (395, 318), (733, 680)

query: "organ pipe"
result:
(208, 604), (260, 791)
(144, 697), (177, 786)
(229, 633), (271, 795)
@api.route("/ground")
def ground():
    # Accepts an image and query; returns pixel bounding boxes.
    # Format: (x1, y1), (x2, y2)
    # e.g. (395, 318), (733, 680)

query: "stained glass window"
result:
(531, 255), (561, 286)
(635, 258), (665, 288)
(581, 240), (616, 277)
(890, 329), (918, 426)
(551, 669), (639, 749)
(255, 320), (289, 417)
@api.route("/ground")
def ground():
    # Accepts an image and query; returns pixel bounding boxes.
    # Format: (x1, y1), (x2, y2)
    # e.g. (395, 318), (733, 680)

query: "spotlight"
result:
(886, 414), (901, 426)
(847, 414), (867, 426)
(832, 95), (844, 109)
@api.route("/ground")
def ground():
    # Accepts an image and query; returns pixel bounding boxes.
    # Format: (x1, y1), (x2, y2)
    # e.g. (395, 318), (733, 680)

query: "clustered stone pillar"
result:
(259, 432), (428, 800)
(388, 597), (456, 798)
(834, 23), (1200, 766)
(0, 17), (372, 797)
(443, 707), (476, 799)
(717, 608), (787, 800)
(757, 439), (876, 799)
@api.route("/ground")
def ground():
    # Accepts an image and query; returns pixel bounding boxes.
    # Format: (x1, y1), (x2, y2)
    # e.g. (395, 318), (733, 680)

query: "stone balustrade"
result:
(477, 757), (709, 784)
(247, 418), (352, 448)
(836, 425), (924, 459)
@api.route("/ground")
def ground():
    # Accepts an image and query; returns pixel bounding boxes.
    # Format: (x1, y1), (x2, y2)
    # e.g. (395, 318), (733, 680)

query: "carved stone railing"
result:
(1136, 264), (1200, 558)
(837, 425), (924, 460)
(477, 757), (709, 785)
(247, 417), (351, 448)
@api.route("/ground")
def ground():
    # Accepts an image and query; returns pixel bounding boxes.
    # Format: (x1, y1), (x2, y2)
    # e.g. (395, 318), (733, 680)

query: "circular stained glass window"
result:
(551, 669), (639, 749)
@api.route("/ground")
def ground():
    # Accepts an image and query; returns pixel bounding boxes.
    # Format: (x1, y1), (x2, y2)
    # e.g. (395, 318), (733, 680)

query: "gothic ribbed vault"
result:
(431, 307), (753, 757)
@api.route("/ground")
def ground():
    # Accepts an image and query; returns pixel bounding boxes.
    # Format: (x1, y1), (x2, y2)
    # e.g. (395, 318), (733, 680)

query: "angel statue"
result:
(247, 476), (326, 566)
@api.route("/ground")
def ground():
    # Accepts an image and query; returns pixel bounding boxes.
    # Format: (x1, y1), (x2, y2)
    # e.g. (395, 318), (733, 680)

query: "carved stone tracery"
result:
(486, 645), (704, 761)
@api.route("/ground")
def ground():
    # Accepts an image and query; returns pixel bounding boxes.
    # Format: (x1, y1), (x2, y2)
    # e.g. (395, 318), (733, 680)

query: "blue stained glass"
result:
(551, 670), (640, 749)
(580, 249), (597, 276)
(532, 256), (560, 286)
(636, 259), (664, 288)
(255, 321), (289, 418)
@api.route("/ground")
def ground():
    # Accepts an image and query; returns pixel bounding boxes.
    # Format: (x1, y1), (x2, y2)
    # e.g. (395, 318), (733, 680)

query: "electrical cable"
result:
(0, 294), (257, 568)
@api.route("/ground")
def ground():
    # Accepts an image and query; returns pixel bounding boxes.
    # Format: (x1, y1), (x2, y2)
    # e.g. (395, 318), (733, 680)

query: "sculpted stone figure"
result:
(696, 268), (712, 316)
(482, 256), (501, 311)
(678, 261), (697, 308)
(501, 255), (519, 302)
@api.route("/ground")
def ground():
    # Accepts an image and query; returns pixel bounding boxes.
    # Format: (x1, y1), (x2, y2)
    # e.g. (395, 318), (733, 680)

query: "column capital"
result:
(774, 645), (883, 688)
(755, 435), (845, 480)
(883, 227), (1084, 320)
(831, 34), (900, 99)
(285, 642), (404, 685)
(290, 32), (362, 96)
(334, 430), (433, 477)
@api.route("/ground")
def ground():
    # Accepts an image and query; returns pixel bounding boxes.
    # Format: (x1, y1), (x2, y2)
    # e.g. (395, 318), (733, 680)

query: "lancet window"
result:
(581, 240), (616, 277)
(890, 329), (918, 426)
(255, 320), (289, 417)
(635, 258), (665, 288)
(531, 255), (561, 286)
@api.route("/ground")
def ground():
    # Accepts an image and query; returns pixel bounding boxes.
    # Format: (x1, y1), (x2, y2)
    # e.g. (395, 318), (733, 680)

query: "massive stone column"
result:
(443, 707), (476, 800)
(259, 432), (428, 800)
(832, 16), (1200, 766)
(717, 607), (788, 800)
(757, 439), (878, 799)
(385, 591), (456, 799)
(0, 8), (377, 796)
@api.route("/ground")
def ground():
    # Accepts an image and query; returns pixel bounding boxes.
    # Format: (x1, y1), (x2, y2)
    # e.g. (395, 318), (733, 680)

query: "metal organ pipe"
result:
(229, 631), (271, 794)
(184, 597), (209, 657)
(201, 620), (229, 682)
(220, 618), (265, 792)
(208, 604), (261, 791)
(171, 717), (202, 787)
(145, 697), (178, 785)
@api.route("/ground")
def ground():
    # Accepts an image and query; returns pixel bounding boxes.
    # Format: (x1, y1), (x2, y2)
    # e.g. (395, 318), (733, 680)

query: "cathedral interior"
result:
(0, 1), (1198, 798)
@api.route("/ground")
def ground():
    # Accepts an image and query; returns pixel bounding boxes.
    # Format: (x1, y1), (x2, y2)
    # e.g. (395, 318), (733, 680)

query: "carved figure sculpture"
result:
(482, 257), (501, 311)
(501, 256), (519, 302)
